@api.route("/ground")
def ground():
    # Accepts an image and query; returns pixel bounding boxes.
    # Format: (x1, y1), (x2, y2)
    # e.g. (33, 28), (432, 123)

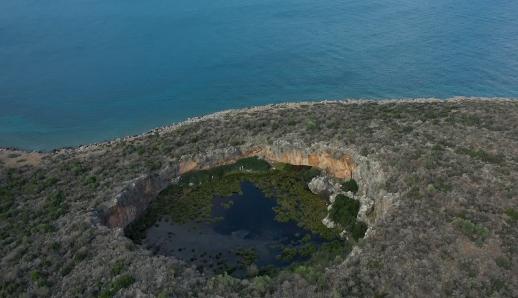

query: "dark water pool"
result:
(142, 181), (322, 277)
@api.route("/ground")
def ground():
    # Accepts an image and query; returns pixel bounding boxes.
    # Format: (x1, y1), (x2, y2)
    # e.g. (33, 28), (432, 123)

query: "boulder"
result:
(308, 175), (339, 196)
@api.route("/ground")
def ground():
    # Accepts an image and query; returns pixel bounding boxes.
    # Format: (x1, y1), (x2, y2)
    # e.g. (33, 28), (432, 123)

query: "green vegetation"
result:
(306, 119), (318, 130)
(495, 256), (511, 270)
(45, 191), (68, 221)
(236, 248), (258, 266)
(330, 195), (360, 228)
(278, 237), (319, 262)
(124, 157), (359, 283)
(341, 179), (359, 193)
(289, 240), (349, 286)
(99, 274), (135, 298)
(256, 165), (339, 240)
(1, 100), (516, 297)
(279, 247), (298, 261)
(125, 157), (340, 242)
(350, 221), (368, 241)
(30, 270), (47, 287)
(455, 147), (504, 164)
(504, 208), (518, 221)
(452, 217), (489, 241)
(329, 195), (367, 240)
(111, 260), (126, 275)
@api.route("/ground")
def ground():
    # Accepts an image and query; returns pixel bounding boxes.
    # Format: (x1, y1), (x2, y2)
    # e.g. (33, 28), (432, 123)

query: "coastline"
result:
(1, 96), (515, 154)
(1, 97), (517, 297)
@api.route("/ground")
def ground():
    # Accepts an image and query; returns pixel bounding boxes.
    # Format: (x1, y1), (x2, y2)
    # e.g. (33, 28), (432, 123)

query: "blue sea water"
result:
(1, 0), (518, 150)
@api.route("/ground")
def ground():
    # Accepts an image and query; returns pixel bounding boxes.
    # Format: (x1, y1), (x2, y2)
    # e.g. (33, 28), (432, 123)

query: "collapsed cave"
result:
(100, 144), (392, 279)
(123, 157), (366, 277)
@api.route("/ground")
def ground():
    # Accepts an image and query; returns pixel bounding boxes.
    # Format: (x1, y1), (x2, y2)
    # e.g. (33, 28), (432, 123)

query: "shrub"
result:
(329, 195), (360, 228)
(305, 119), (317, 130)
(299, 243), (317, 257)
(350, 221), (368, 241)
(455, 147), (504, 164)
(452, 218), (489, 241)
(280, 247), (298, 261)
(30, 270), (48, 287)
(251, 275), (272, 294)
(69, 161), (87, 176)
(99, 274), (135, 298)
(236, 248), (257, 266)
(504, 208), (518, 221)
(341, 179), (359, 193)
(111, 260), (125, 275)
(233, 157), (271, 172)
(85, 176), (98, 186)
(46, 191), (68, 220)
(495, 256), (511, 270)
(301, 167), (321, 184)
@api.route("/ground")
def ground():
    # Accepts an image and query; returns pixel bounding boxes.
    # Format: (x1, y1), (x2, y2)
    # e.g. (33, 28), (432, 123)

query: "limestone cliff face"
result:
(176, 144), (355, 179)
(247, 146), (355, 179)
(101, 141), (391, 229)
(104, 174), (171, 228)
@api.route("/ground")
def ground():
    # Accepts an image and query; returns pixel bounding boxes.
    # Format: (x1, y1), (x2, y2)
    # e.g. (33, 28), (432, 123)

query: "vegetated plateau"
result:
(0, 98), (517, 297)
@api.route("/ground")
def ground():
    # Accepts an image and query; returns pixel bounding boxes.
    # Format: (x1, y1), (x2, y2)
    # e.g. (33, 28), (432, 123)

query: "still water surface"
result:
(143, 181), (322, 277)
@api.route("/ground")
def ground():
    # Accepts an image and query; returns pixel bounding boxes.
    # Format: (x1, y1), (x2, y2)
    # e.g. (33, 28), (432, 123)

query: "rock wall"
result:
(101, 141), (392, 230)
(103, 174), (171, 228)
(245, 143), (355, 179)
(175, 142), (356, 179)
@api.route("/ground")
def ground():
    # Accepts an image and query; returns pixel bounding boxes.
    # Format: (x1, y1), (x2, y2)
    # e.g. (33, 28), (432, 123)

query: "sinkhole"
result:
(124, 157), (363, 278)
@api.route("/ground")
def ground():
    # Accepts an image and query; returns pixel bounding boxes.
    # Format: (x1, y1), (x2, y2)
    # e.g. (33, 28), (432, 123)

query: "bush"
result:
(111, 260), (125, 275)
(350, 221), (368, 241)
(329, 195), (360, 228)
(46, 191), (68, 220)
(504, 208), (518, 221)
(495, 256), (511, 270)
(341, 179), (359, 193)
(455, 147), (504, 164)
(301, 167), (321, 184)
(305, 119), (317, 130)
(233, 157), (271, 172)
(99, 274), (135, 298)
(85, 176), (98, 186)
(452, 218), (489, 241)
(280, 247), (298, 261)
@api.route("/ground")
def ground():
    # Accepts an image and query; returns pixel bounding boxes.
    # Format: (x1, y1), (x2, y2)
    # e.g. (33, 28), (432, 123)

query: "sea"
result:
(1, 0), (517, 150)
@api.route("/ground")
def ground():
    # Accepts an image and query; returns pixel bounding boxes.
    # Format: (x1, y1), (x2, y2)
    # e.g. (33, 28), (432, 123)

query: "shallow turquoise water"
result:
(1, 0), (518, 150)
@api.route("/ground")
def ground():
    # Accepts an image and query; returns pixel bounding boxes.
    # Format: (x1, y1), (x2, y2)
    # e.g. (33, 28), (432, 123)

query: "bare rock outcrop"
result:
(308, 175), (341, 197)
